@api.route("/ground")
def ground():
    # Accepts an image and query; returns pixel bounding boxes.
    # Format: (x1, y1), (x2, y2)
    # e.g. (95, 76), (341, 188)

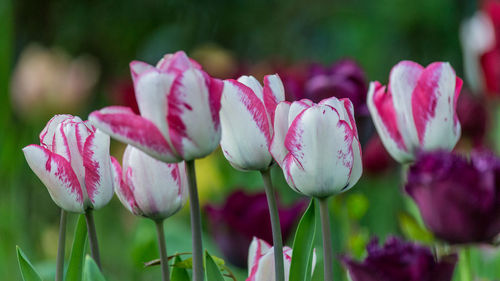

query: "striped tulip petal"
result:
(23, 145), (84, 213)
(283, 104), (355, 197)
(263, 74), (285, 124)
(220, 80), (273, 171)
(89, 106), (179, 163)
(270, 101), (291, 168)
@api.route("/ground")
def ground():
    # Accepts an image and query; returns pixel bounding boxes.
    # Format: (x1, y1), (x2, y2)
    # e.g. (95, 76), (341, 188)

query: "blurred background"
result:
(2, 0), (499, 280)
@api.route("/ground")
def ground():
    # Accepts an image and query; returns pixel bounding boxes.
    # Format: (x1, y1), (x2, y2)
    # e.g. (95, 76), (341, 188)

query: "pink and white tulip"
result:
(89, 51), (224, 163)
(111, 145), (188, 220)
(367, 61), (463, 163)
(270, 97), (362, 198)
(23, 115), (114, 213)
(247, 237), (315, 281)
(220, 74), (285, 171)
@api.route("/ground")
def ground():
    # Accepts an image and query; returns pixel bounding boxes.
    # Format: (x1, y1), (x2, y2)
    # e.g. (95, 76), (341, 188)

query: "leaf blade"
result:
(65, 215), (88, 281)
(290, 199), (316, 281)
(16, 246), (43, 281)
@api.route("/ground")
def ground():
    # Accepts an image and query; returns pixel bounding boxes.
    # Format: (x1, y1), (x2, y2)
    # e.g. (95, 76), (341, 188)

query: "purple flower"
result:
(281, 60), (368, 116)
(204, 190), (306, 268)
(405, 150), (500, 244)
(456, 88), (489, 147)
(342, 237), (457, 281)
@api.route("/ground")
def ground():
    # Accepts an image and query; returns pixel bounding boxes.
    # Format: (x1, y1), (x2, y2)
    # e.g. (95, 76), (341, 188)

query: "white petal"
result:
(237, 75), (264, 101)
(270, 102), (291, 167)
(220, 80), (272, 171)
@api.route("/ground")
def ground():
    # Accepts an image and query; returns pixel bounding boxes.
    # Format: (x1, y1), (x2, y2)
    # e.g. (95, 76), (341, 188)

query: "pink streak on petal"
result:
(111, 156), (140, 214)
(372, 82), (407, 150)
(207, 76), (223, 129)
(82, 132), (99, 204)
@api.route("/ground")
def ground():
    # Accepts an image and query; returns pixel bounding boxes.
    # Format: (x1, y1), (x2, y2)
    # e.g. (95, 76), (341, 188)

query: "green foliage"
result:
(65, 215), (88, 281)
(16, 246), (43, 281)
(204, 251), (225, 281)
(398, 212), (434, 244)
(82, 256), (106, 281)
(170, 255), (190, 281)
(290, 199), (316, 281)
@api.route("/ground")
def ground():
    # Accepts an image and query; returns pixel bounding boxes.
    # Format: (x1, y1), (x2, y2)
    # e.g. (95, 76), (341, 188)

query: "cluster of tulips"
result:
(19, 50), (500, 281)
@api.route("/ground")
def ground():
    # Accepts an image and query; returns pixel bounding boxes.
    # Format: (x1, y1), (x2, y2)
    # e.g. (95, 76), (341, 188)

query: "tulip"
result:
(111, 145), (188, 220)
(342, 237), (457, 281)
(204, 190), (306, 267)
(111, 145), (188, 281)
(456, 88), (489, 147)
(367, 61), (463, 164)
(362, 134), (394, 174)
(23, 114), (114, 269)
(220, 74), (284, 171)
(460, 1), (500, 95)
(246, 237), (316, 281)
(271, 97), (362, 198)
(89, 51), (222, 281)
(270, 96), (362, 281)
(405, 150), (500, 244)
(89, 51), (223, 163)
(220, 74), (287, 281)
(23, 114), (114, 213)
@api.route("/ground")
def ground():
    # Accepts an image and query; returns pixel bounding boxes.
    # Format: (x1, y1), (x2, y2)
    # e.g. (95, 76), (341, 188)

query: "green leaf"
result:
(83, 256), (106, 281)
(16, 246), (43, 281)
(204, 251), (225, 281)
(65, 215), (88, 281)
(170, 255), (190, 281)
(290, 199), (316, 281)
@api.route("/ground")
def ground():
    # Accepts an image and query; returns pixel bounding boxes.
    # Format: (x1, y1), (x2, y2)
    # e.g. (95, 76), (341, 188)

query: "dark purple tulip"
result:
(204, 190), (306, 268)
(342, 237), (457, 281)
(362, 134), (395, 174)
(280, 60), (368, 116)
(406, 150), (500, 244)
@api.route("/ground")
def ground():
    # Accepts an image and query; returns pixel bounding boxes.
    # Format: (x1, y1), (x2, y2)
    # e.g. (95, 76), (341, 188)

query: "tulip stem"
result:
(55, 209), (67, 281)
(459, 247), (473, 281)
(186, 160), (204, 281)
(155, 220), (170, 281)
(260, 168), (285, 281)
(84, 209), (101, 269)
(318, 197), (334, 281)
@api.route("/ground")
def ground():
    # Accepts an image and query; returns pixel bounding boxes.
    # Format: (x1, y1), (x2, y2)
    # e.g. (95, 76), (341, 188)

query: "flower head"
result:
(89, 51), (223, 162)
(111, 145), (188, 220)
(405, 150), (500, 244)
(342, 237), (457, 281)
(367, 61), (463, 163)
(23, 115), (114, 213)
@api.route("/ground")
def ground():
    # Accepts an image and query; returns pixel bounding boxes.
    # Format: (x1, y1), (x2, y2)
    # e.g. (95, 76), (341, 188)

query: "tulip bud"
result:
(220, 74), (285, 171)
(111, 145), (188, 220)
(246, 237), (316, 281)
(89, 51), (224, 163)
(342, 237), (457, 281)
(367, 61), (463, 163)
(23, 115), (114, 213)
(270, 97), (362, 198)
(405, 150), (500, 244)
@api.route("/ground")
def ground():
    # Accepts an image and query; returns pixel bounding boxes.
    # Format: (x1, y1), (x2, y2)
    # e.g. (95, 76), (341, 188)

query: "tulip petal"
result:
(270, 101), (291, 168)
(23, 145), (84, 213)
(123, 146), (187, 219)
(389, 60), (424, 147)
(284, 104), (354, 197)
(39, 114), (74, 149)
(133, 68), (175, 140)
(89, 106), (179, 162)
(220, 80), (272, 170)
(263, 74), (285, 124)
(111, 156), (141, 216)
(156, 51), (198, 73)
(367, 82), (413, 163)
(130, 60), (156, 84)
(167, 68), (222, 160)
(247, 237), (271, 280)
(237, 75), (264, 101)
(83, 129), (114, 209)
(412, 62), (462, 150)
(288, 99), (313, 127)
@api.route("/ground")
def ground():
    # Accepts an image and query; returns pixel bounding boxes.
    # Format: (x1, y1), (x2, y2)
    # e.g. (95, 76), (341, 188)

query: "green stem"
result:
(459, 247), (473, 281)
(186, 160), (203, 281)
(260, 169), (285, 281)
(84, 209), (101, 269)
(55, 209), (67, 281)
(155, 220), (170, 281)
(318, 197), (334, 281)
